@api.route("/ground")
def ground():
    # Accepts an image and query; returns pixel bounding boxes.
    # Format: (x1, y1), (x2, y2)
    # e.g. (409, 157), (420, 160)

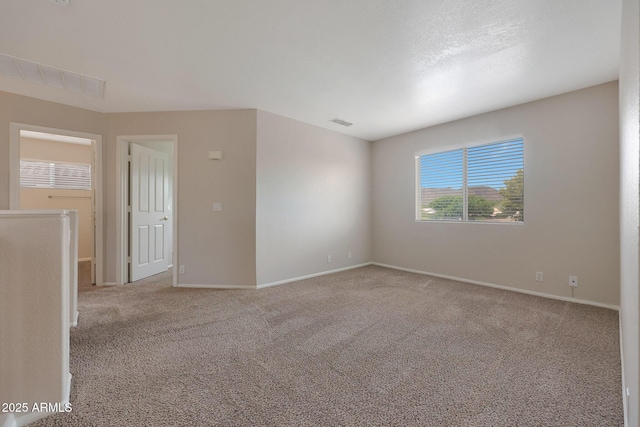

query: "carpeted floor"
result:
(33, 265), (622, 426)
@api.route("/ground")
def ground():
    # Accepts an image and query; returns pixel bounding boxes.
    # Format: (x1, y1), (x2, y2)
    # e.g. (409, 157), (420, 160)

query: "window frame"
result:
(415, 135), (525, 224)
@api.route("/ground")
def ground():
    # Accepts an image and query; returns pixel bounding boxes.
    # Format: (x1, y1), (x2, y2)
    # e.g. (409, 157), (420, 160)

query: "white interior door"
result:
(130, 143), (169, 282)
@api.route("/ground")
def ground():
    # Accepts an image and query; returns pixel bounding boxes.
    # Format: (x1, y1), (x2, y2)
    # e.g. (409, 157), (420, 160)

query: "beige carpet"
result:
(33, 266), (622, 426)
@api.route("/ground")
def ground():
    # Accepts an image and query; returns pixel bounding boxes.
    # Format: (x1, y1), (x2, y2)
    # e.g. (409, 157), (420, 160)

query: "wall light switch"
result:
(212, 202), (223, 212)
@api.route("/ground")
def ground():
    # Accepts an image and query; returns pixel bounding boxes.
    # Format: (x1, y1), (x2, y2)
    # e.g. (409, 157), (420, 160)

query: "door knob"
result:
(162, 216), (169, 221)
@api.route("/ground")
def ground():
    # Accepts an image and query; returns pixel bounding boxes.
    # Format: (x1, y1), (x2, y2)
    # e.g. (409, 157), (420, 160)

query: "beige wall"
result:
(619, 0), (640, 423)
(107, 110), (257, 286)
(20, 138), (94, 260)
(21, 189), (93, 260)
(372, 82), (620, 307)
(0, 91), (257, 286)
(256, 111), (371, 285)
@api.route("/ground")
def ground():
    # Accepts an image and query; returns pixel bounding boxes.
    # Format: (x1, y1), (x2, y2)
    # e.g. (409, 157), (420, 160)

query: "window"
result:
(20, 160), (92, 191)
(416, 137), (524, 222)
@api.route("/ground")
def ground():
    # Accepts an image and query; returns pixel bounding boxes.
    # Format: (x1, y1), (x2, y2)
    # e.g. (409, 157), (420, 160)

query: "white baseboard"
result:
(175, 263), (373, 290)
(175, 283), (256, 290)
(64, 373), (72, 404)
(70, 311), (79, 327)
(620, 315), (629, 426)
(372, 262), (620, 311)
(101, 282), (117, 286)
(257, 263), (373, 289)
(77, 257), (91, 262)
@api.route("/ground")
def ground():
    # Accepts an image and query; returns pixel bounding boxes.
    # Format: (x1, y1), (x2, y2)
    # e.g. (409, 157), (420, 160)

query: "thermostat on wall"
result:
(208, 151), (223, 160)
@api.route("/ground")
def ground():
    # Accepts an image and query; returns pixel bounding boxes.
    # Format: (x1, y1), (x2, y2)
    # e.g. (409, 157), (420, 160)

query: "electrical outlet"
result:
(535, 272), (543, 282)
(327, 255), (332, 263)
(569, 276), (578, 287)
(179, 265), (185, 274)
(348, 251), (352, 259)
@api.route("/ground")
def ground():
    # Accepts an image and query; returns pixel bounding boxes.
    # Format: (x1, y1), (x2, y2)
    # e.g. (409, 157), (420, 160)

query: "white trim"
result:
(171, 141), (178, 289)
(372, 263), (620, 311)
(116, 135), (178, 287)
(257, 263), (373, 289)
(115, 138), (126, 285)
(9, 123), (104, 286)
(9, 124), (20, 209)
(2, 256), (90, 264)
(175, 283), (256, 290)
(92, 136), (103, 286)
(71, 311), (79, 327)
(102, 282), (117, 286)
(63, 373), (72, 405)
(0, 210), (71, 218)
(620, 315), (629, 426)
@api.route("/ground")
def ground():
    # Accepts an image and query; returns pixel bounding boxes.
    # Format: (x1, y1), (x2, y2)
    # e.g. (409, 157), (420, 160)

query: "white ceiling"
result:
(0, 0), (622, 141)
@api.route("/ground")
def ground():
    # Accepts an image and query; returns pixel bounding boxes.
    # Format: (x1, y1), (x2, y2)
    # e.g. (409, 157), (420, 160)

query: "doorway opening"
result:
(9, 123), (104, 286)
(116, 135), (178, 286)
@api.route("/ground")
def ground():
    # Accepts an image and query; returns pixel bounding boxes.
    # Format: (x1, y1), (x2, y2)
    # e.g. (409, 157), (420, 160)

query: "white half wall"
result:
(619, 0), (640, 424)
(372, 82), (620, 307)
(0, 211), (71, 426)
(256, 110), (371, 285)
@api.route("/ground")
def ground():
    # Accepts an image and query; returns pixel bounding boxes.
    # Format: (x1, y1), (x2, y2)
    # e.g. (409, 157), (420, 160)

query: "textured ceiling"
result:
(0, 0), (622, 141)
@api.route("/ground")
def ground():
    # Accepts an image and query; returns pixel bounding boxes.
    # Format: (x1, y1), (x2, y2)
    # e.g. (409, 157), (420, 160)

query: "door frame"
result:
(116, 135), (178, 286)
(9, 122), (104, 286)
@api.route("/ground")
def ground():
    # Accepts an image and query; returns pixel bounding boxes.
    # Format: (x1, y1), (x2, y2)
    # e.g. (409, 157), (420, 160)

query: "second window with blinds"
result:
(416, 137), (524, 223)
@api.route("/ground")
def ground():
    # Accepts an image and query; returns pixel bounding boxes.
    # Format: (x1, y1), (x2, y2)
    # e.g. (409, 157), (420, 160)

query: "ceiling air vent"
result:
(0, 53), (105, 98)
(329, 118), (353, 127)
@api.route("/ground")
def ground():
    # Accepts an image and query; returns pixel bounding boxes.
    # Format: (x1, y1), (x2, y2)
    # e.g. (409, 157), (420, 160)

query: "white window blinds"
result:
(20, 160), (92, 191)
(416, 137), (524, 222)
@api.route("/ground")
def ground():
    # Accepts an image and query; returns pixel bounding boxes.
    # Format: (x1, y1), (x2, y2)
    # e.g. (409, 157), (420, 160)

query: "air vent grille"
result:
(329, 118), (353, 127)
(0, 53), (105, 98)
